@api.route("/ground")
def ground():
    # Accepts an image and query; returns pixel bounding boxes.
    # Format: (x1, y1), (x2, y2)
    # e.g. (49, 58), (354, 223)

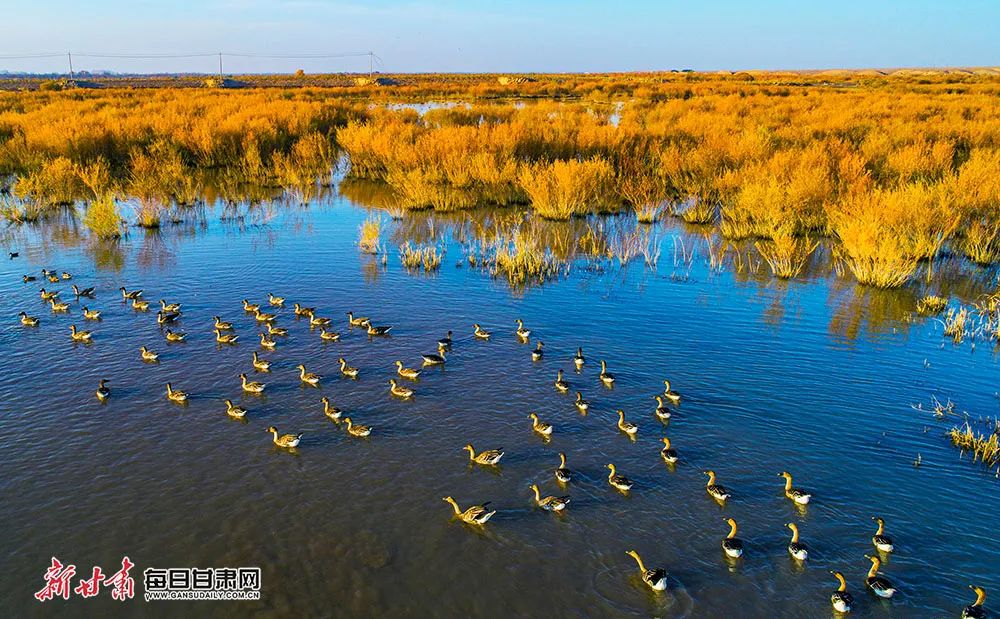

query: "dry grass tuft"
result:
(949, 422), (1000, 468)
(518, 158), (612, 220)
(358, 215), (383, 254)
(916, 295), (948, 316)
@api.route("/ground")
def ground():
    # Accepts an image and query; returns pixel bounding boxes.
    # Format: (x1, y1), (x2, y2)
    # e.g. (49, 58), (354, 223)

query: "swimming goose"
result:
(343, 417), (372, 437)
(160, 299), (181, 313)
(704, 470), (731, 502)
(215, 328), (238, 344)
(654, 396), (672, 420)
(19, 311), (39, 326)
(321, 397), (342, 420)
(555, 452), (572, 483)
(529, 412), (553, 436)
(165, 383), (187, 403)
(574, 391), (589, 413)
(40, 288), (60, 301)
(830, 571), (855, 614)
(786, 523), (808, 561)
(389, 378), (413, 398)
(531, 341), (544, 361)
(309, 314), (332, 327)
(963, 586), (987, 619)
(268, 293), (285, 306)
(442, 496), (495, 525)
(164, 329), (186, 342)
(871, 517), (894, 553)
(473, 323), (491, 340)
(132, 298), (150, 311)
(625, 550), (668, 591)
(422, 349), (446, 365)
(607, 463), (633, 491)
(251, 351), (271, 371)
(140, 346), (159, 361)
(242, 299), (260, 313)
(23, 274), (37, 282)
(515, 319), (531, 339)
(69, 324), (92, 341)
(213, 316), (234, 330)
(346, 312), (370, 327)
(779, 472), (812, 505)
(266, 323), (288, 337)
(864, 555), (896, 598)
(297, 364), (321, 385)
(72, 284), (96, 297)
(662, 380), (681, 404)
(120, 287), (143, 300)
(573, 347), (585, 368)
(616, 409), (638, 435)
(156, 310), (180, 324)
(660, 437), (678, 463)
(366, 323), (392, 336)
(530, 484), (569, 511)
(50, 298), (70, 312)
(95, 379), (110, 402)
(47, 273), (59, 283)
(437, 330), (453, 347)
(240, 373), (266, 394)
(61, 271), (72, 280)
(554, 369), (569, 392)
(319, 328), (341, 341)
(82, 306), (101, 320)
(293, 303), (315, 316)
(395, 360), (421, 379)
(266, 425), (301, 448)
(254, 309), (276, 323)
(722, 518), (744, 558)
(599, 360), (615, 386)
(464, 444), (504, 466)
(225, 399), (247, 418)
(338, 357), (359, 378)
(259, 332), (277, 349)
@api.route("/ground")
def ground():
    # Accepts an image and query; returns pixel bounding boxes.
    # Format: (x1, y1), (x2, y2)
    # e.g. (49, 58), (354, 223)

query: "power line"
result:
(0, 51), (382, 76)
(0, 51), (374, 60)
(224, 52), (373, 59)
(0, 53), (66, 59)
(73, 52), (219, 59)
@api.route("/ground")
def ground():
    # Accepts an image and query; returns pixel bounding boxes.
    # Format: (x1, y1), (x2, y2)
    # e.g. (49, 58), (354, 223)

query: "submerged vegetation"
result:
(2, 71), (1000, 290)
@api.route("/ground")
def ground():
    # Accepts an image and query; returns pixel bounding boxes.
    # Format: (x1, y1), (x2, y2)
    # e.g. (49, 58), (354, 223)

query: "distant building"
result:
(353, 77), (398, 86)
(497, 76), (536, 85)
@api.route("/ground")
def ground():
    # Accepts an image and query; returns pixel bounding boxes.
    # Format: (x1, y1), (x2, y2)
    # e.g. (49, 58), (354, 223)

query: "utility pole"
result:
(67, 51), (74, 81)
(218, 52), (224, 80)
(368, 51), (373, 77)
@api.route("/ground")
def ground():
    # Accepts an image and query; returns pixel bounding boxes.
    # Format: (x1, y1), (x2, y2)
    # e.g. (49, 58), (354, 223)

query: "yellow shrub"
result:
(518, 157), (612, 220)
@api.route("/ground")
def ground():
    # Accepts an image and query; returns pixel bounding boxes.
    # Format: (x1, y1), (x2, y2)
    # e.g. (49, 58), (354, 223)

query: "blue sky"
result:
(2, 0), (998, 74)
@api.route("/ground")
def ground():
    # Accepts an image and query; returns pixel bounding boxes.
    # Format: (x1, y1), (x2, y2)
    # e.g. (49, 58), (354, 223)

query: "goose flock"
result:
(13, 264), (992, 617)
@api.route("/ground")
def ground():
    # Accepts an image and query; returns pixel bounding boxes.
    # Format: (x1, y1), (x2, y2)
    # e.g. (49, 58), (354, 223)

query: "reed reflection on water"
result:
(1, 178), (999, 618)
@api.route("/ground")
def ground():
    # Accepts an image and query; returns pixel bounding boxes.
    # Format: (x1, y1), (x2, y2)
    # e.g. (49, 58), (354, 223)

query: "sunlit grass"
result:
(517, 158), (612, 220)
(358, 215), (382, 254)
(949, 422), (1000, 468)
(399, 242), (443, 272)
(83, 194), (122, 239)
(916, 295), (948, 316)
(756, 233), (819, 279)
